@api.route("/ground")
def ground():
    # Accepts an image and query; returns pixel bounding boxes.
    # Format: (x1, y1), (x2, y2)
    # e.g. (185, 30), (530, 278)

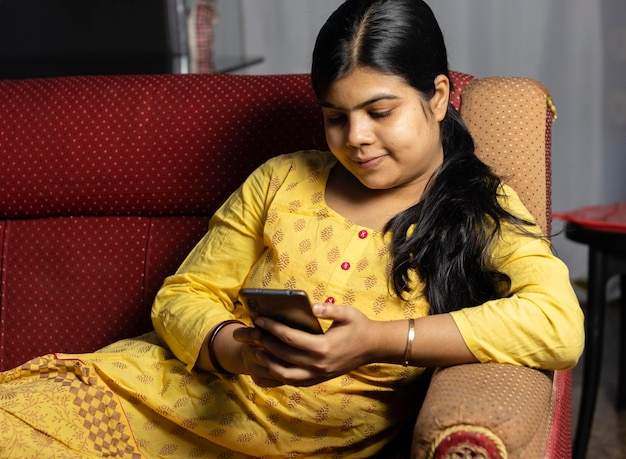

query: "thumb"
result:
(312, 302), (353, 323)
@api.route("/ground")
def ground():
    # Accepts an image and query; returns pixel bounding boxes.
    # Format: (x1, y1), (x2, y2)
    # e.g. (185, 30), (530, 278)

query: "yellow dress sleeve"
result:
(450, 186), (585, 370)
(151, 157), (276, 371)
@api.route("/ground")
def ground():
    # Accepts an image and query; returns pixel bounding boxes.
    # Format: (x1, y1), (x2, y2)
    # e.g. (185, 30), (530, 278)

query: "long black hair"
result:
(311, 0), (535, 314)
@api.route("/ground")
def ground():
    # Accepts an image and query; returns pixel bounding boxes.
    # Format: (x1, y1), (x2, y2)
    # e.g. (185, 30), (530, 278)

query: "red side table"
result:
(554, 203), (626, 459)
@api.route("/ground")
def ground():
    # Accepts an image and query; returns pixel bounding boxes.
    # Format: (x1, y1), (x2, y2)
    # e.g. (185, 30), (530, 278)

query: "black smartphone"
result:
(240, 288), (324, 334)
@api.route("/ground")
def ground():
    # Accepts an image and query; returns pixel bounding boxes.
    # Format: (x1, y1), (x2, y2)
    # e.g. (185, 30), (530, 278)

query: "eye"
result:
(324, 113), (347, 125)
(369, 110), (392, 119)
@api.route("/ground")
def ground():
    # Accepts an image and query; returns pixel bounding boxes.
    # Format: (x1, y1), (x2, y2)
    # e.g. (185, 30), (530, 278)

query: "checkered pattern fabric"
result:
(0, 355), (143, 458)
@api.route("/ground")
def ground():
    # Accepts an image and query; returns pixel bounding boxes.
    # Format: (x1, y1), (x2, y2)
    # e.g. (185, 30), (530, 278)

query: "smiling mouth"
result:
(354, 156), (385, 169)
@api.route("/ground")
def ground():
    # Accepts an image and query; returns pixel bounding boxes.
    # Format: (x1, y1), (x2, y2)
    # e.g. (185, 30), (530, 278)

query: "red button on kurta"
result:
(358, 229), (369, 239)
(324, 297), (335, 304)
(341, 262), (351, 270)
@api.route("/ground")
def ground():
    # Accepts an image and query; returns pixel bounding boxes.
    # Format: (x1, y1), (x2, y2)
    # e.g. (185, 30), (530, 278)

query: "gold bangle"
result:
(403, 318), (415, 367)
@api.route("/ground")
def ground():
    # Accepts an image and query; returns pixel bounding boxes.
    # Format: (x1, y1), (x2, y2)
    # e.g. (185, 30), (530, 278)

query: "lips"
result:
(354, 155), (385, 169)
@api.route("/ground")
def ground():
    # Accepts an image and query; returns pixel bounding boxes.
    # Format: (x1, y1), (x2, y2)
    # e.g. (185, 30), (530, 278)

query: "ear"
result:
(430, 74), (450, 122)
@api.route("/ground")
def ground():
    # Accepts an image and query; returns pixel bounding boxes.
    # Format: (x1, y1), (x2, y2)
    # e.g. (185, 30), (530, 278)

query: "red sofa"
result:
(0, 72), (569, 458)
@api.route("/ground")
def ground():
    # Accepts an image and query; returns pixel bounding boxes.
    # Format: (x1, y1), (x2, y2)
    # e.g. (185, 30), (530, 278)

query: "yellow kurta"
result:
(0, 150), (583, 458)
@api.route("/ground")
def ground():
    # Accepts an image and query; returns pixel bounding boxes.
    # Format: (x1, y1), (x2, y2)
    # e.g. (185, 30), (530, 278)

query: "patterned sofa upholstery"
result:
(0, 72), (569, 458)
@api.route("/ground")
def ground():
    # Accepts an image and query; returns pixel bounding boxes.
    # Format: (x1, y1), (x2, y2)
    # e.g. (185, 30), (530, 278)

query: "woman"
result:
(0, 1), (583, 457)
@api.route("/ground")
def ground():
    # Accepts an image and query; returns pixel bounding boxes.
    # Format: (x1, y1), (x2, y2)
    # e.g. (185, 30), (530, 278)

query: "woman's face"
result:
(321, 67), (449, 197)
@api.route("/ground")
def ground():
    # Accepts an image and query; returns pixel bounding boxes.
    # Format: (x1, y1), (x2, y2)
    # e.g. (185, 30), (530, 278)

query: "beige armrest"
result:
(461, 77), (555, 235)
(412, 363), (553, 459)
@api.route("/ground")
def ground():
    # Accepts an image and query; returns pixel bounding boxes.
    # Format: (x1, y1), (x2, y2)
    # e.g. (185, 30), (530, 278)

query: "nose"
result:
(345, 116), (374, 148)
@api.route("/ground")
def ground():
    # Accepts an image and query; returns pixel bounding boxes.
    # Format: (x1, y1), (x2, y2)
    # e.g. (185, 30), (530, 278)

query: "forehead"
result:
(323, 67), (419, 108)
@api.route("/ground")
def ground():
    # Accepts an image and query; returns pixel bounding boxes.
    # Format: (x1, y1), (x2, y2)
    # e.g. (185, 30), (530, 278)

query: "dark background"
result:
(0, 0), (173, 79)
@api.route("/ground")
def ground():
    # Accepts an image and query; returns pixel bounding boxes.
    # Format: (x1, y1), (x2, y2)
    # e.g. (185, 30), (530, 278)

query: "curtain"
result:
(428, 1), (626, 292)
(237, 0), (626, 286)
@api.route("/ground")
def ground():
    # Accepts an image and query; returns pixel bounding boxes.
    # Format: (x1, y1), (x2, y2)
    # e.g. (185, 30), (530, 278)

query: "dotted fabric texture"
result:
(459, 77), (555, 235)
(0, 73), (327, 219)
(411, 77), (570, 459)
(0, 74), (320, 371)
(544, 369), (573, 459)
(0, 71), (470, 370)
(0, 71), (567, 458)
(412, 364), (554, 459)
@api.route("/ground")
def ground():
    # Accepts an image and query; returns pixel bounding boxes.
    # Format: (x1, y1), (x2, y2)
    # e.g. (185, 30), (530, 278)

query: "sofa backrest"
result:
(0, 71), (475, 370)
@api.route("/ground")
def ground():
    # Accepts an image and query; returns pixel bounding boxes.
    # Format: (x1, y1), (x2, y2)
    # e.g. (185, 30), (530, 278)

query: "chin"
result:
(357, 178), (393, 191)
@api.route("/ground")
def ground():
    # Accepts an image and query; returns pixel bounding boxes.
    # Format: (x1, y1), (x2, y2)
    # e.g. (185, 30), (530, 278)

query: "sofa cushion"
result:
(0, 71), (473, 371)
(0, 216), (209, 370)
(0, 74), (327, 219)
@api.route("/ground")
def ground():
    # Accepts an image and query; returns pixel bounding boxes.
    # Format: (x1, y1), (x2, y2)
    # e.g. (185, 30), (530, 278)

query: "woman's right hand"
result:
(199, 320), (306, 386)
(231, 325), (291, 386)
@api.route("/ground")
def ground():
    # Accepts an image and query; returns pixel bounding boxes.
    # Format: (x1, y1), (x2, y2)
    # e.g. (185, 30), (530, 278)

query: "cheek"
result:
(390, 115), (438, 144)
(324, 125), (345, 149)
(383, 122), (440, 158)
(380, 123), (415, 149)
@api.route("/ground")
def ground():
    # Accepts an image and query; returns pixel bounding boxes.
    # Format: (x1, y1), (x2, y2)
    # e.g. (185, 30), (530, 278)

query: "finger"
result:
(251, 376), (284, 387)
(311, 302), (355, 323)
(242, 347), (284, 386)
(233, 325), (264, 347)
(254, 317), (318, 352)
(259, 355), (326, 388)
(249, 349), (316, 387)
(247, 361), (284, 387)
(253, 332), (311, 368)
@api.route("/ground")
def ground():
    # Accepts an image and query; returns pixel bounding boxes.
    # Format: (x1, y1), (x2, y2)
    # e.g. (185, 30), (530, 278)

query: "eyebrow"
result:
(320, 94), (399, 111)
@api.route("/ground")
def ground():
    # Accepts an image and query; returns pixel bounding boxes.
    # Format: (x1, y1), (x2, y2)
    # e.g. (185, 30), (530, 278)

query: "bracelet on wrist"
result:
(403, 318), (415, 367)
(208, 319), (245, 374)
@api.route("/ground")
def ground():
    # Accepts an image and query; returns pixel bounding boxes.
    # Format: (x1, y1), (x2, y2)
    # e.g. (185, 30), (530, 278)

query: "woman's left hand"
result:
(234, 302), (381, 387)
